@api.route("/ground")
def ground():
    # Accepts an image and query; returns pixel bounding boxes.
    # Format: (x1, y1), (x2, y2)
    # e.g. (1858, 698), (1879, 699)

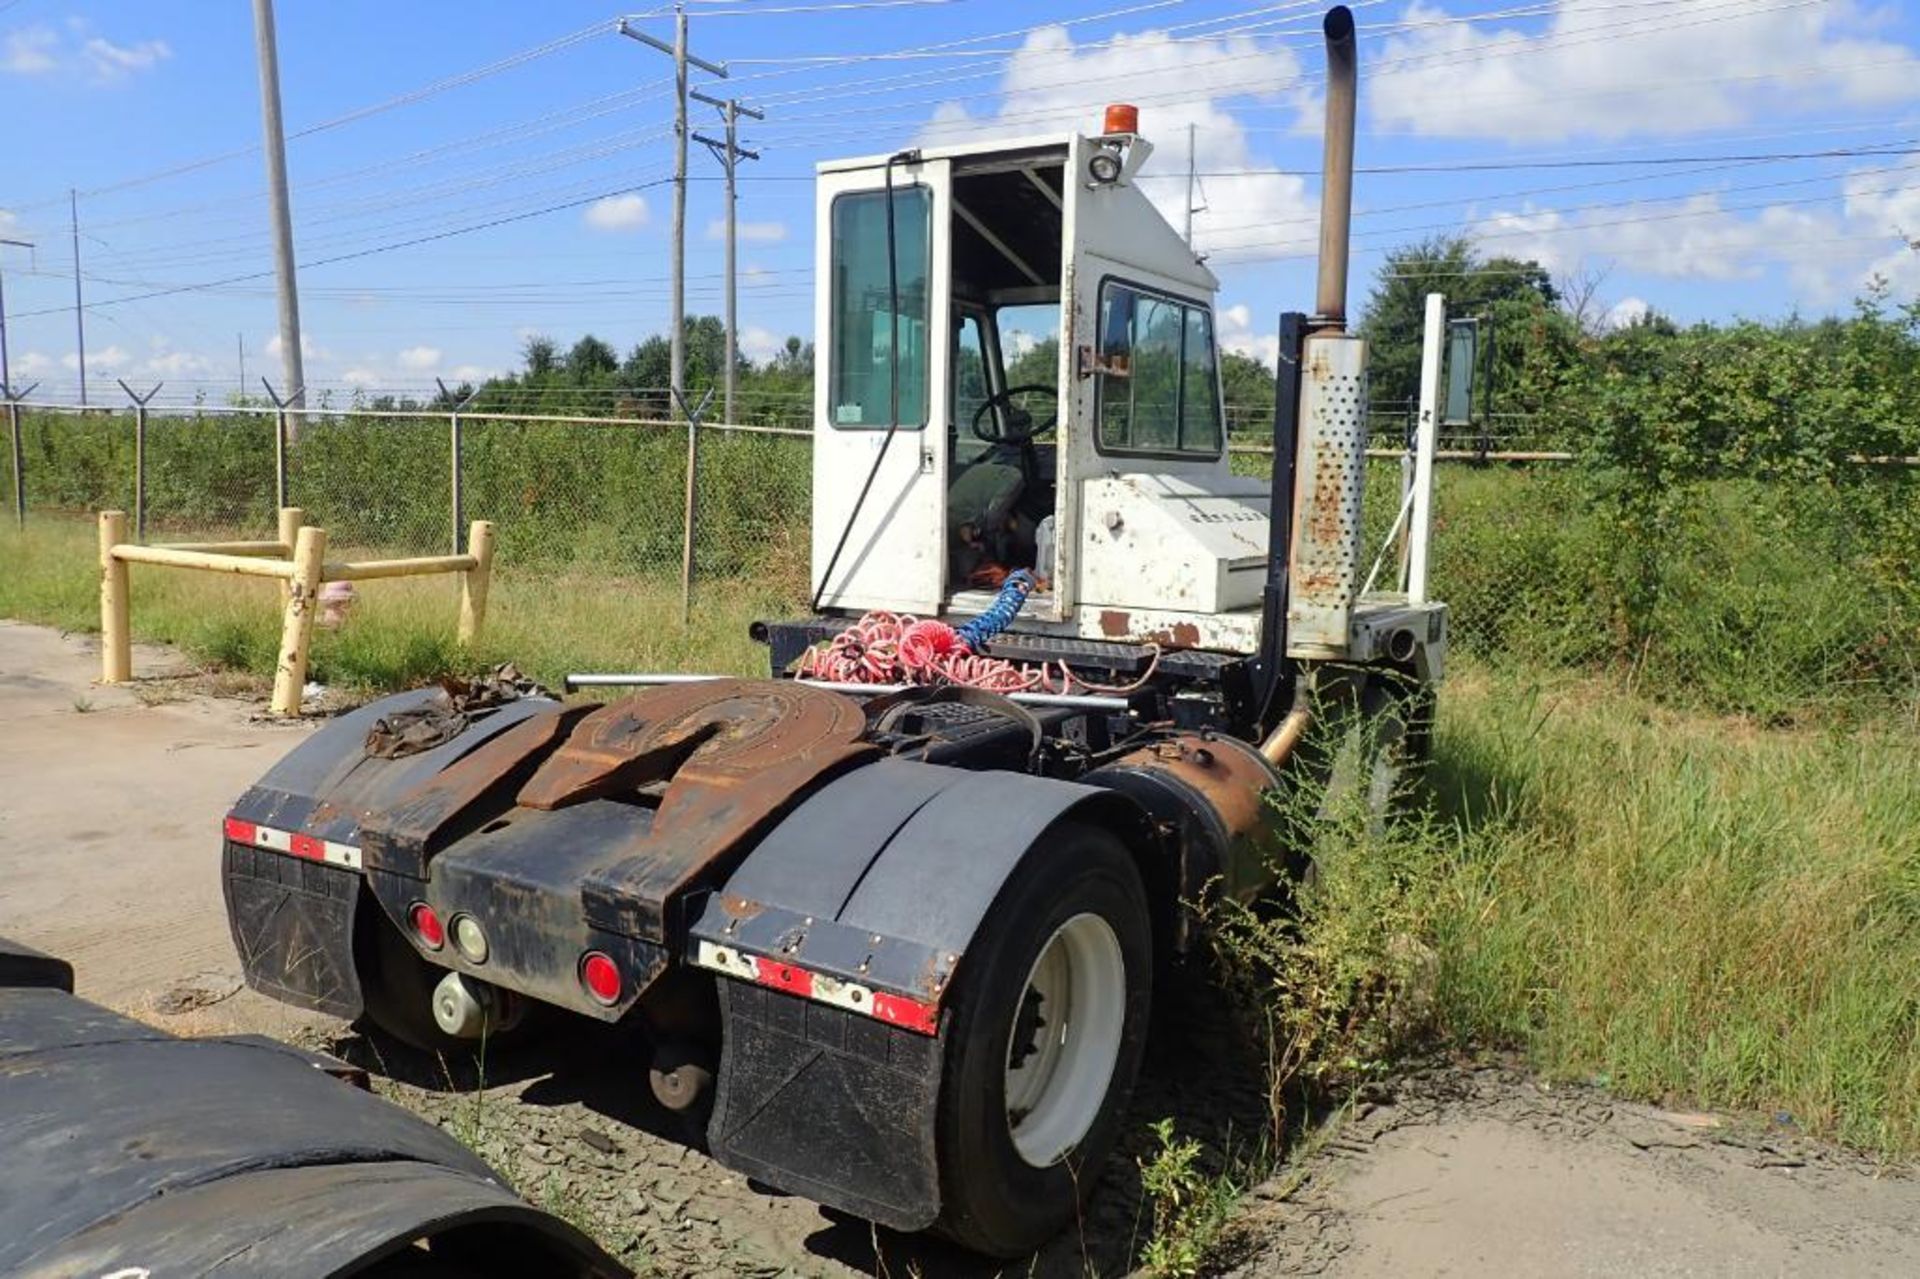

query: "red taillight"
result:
(409, 902), (444, 950)
(580, 951), (621, 1005)
(223, 816), (257, 844)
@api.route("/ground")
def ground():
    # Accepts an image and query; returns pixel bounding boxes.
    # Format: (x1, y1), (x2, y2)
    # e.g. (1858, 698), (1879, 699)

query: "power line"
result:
(6, 20), (612, 211)
(9, 179), (676, 320)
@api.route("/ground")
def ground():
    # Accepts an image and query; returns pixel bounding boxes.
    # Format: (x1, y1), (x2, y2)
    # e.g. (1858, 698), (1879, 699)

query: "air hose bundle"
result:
(794, 571), (1160, 694)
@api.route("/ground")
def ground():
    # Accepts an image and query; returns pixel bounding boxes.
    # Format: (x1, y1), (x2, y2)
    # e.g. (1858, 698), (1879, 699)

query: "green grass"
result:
(0, 518), (801, 691)
(1421, 665), (1920, 1155)
(1245, 663), (1920, 1160)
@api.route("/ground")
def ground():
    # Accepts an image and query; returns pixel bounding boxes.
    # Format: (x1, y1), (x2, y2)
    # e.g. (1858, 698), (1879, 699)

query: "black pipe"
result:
(1250, 310), (1306, 736)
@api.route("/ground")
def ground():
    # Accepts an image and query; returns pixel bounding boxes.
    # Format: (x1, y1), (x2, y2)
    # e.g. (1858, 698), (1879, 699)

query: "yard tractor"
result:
(220, 7), (1449, 1258)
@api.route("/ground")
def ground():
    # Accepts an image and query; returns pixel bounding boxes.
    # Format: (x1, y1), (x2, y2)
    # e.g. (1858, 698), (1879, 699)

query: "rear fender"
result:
(222, 688), (560, 1018)
(690, 759), (1153, 1231)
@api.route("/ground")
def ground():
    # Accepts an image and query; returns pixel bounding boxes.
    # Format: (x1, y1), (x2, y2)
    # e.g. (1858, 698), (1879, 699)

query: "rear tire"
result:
(931, 821), (1152, 1258)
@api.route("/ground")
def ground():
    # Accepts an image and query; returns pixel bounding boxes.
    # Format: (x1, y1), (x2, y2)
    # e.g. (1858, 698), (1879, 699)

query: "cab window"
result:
(1094, 281), (1223, 457)
(829, 187), (931, 428)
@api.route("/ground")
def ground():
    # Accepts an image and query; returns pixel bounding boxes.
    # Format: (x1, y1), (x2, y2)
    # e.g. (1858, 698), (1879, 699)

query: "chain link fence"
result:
(5, 396), (1913, 717)
(3, 400), (815, 598)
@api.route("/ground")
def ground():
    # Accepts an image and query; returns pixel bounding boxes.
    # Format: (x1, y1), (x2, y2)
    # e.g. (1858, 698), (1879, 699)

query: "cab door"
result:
(810, 157), (953, 613)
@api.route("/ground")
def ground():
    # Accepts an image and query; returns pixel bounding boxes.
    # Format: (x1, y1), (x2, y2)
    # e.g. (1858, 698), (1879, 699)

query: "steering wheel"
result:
(971, 383), (1057, 444)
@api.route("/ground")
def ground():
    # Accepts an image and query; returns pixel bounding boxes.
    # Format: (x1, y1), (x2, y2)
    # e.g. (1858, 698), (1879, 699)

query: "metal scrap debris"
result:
(364, 663), (552, 759)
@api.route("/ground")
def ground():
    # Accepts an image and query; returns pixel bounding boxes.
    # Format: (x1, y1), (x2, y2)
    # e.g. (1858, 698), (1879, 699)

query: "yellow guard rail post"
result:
(97, 507), (495, 716)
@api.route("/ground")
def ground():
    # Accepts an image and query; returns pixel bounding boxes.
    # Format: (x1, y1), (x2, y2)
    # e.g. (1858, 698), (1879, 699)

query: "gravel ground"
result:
(307, 965), (1274, 1278)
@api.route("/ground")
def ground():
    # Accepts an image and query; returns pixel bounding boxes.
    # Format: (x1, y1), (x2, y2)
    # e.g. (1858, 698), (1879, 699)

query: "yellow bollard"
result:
(276, 507), (304, 604)
(271, 524), (328, 717)
(458, 520), (494, 645)
(98, 510), (131, 685)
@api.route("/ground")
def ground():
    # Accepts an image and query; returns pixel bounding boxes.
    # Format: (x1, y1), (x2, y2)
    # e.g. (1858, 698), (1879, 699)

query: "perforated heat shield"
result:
(1286, 333), (1370, 658)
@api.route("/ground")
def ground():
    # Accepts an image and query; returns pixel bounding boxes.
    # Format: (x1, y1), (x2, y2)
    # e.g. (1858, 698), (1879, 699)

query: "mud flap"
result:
(697, 759), (1152, 1229)
(222, 838), (365, 1019)
(709, 981), (945, 1232)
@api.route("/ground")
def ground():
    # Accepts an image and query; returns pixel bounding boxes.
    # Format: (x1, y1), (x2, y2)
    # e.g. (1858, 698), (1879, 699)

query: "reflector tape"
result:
(694, 940), (940, 1037)
(224, 815), (361, 871)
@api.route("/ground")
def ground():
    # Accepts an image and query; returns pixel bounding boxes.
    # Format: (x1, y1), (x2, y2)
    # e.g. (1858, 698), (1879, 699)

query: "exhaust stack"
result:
(1282, 5), (1372, 662)
(1314, 5), (1358, 329)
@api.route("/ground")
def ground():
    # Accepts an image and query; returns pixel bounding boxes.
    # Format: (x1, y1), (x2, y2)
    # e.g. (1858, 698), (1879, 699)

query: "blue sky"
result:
(1, 0), (1918, 404)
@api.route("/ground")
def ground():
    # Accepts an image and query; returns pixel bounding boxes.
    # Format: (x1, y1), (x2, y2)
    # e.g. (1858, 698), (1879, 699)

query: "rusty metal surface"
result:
(570, 680), (878, 938)
(1287, 332), (1370, 658)
(360, 704), (592, 879)
(1085, 732), (1282, 926)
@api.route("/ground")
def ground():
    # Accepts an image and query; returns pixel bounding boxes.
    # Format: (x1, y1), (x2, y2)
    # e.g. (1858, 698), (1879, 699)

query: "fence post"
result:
(262, 379), (300, 512)
(117, 379), (162, 543)
(671, 387), (715, 624)
(1408, 293), (1445, 604)
(438, 378), (479, 556)
(459, 519), (494, 644)
(272, 523), (327, 717)
(2, 379), (35, 528)
(98, 509), (131, 684)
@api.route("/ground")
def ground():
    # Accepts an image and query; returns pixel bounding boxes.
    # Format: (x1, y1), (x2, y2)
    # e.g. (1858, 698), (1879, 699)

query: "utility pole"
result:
(70, 191), (87, 405)
(693, 91), (761, 426)
(237, 333), (246, 394)
(252, 0), (307, 422)
(619, 8), (727, 405)
(0, 236), (32, 394)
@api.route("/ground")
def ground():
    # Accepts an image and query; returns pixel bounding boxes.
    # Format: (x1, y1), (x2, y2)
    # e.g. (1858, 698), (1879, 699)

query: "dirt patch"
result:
(1224, 1063), (1920, 1278)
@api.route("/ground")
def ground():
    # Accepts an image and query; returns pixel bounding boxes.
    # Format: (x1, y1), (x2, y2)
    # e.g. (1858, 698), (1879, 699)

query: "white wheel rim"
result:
(1003, 912), (1127, 1168)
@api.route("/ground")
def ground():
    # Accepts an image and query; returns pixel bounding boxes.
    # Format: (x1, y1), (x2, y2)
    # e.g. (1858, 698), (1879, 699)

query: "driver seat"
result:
(947, 454), (1030, 588)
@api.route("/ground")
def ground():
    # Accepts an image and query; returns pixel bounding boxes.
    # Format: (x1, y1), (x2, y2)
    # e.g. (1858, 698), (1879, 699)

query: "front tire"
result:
(932, 821), (1152, 1258)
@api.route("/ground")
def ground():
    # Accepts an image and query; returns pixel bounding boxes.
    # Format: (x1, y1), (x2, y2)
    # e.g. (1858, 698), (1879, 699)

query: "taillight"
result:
(409, 902), (445, 950)
(580, 951), (621, 1005)
(450, 913), (488, 964)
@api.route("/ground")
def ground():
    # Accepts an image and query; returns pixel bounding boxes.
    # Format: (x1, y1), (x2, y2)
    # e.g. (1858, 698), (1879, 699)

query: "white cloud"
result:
(1604, 297), (1650, 330)
(63, 344), (127, 372)
(736, 325), (783, 364)
(15, 351), (52, 377)
(82, 36), (170, 80)
(396, 345), (442, 372)
(1, 26), (58, 74)
(1217, 302), (1279, 368)
(3, 24), (170, 81)
(265, 332), (327, 361)
(449, 364), (495, 383)
(707, 218), (786, 244)
(585, 193), (650, 232)
(141, 350), (212, 378)
(1371, 0), (1920, 142)
(1844, 172), (1920, 294)
(923, 26), (1319, 258)
(1468, 168), (1920, 302)
(340, 367), (382, 388)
